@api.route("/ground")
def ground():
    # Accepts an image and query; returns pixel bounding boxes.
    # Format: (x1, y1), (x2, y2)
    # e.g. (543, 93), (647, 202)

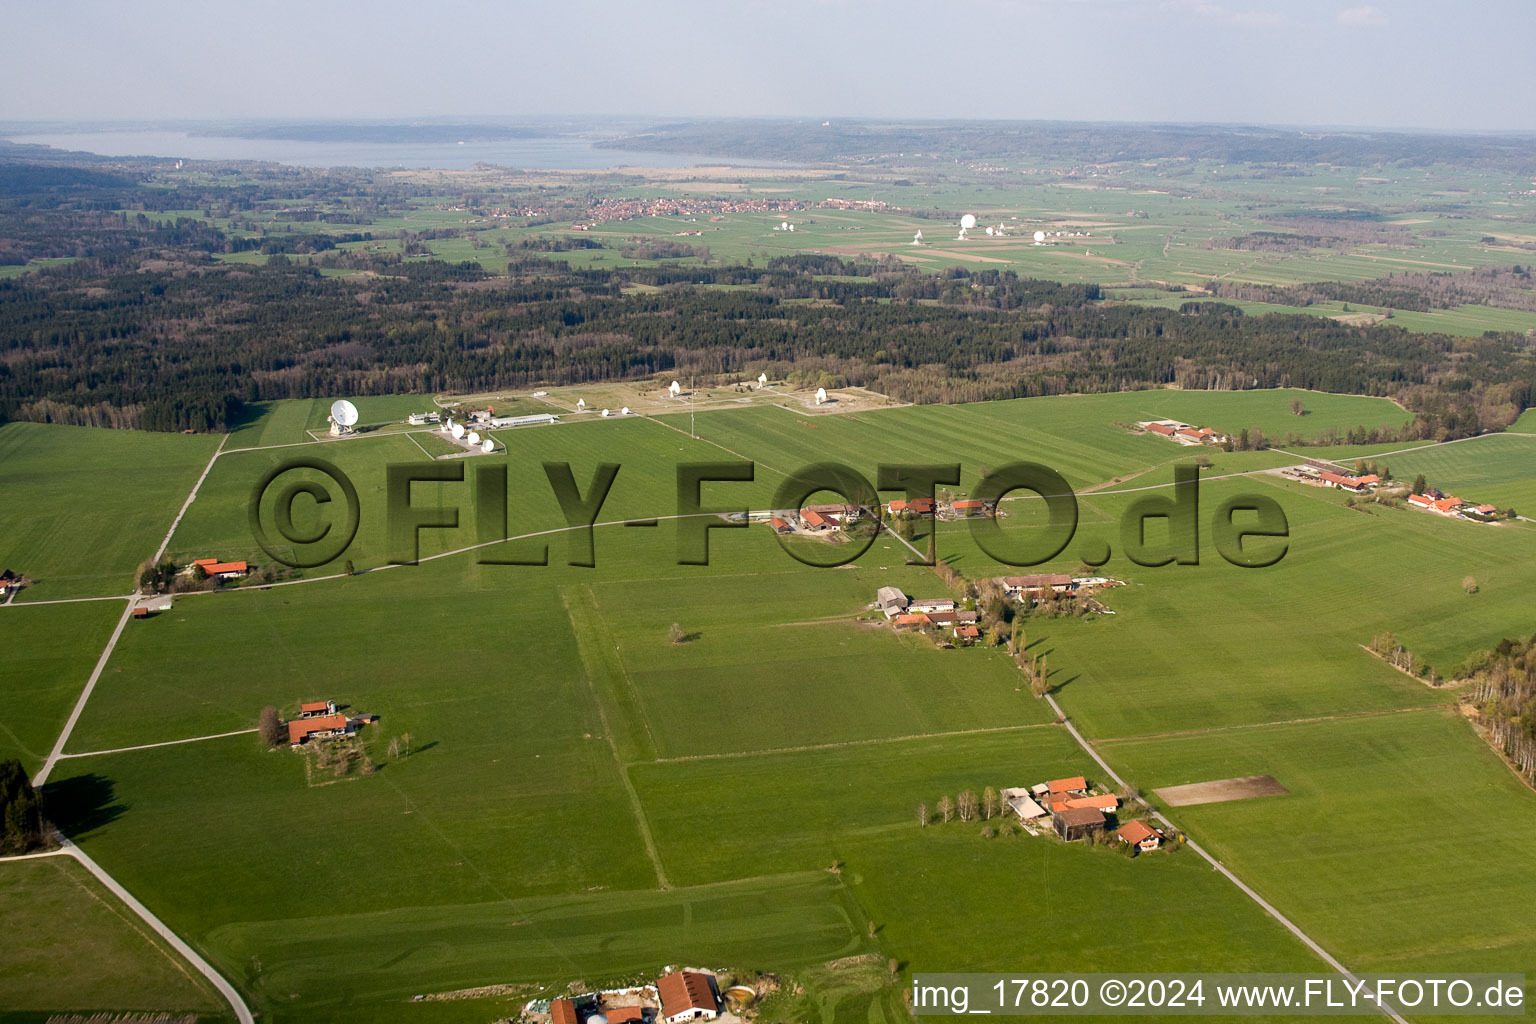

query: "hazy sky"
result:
(2, 0), (1531, 131)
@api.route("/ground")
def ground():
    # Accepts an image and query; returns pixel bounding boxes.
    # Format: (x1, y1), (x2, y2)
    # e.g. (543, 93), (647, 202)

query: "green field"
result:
(0, 855), (226, 1021)
(12, 387), (1536, 1022)
(1381, 433), (1536, 514)
(0, 422), (220, 599)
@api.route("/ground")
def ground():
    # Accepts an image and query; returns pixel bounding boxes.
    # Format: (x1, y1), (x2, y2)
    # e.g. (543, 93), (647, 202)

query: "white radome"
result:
(481, 439), (495, 453)
(451, 422), (465, 439)
(960, 214), (978, 230)
(1033, 230), (1047, 243)
(467, 431), (481, 445)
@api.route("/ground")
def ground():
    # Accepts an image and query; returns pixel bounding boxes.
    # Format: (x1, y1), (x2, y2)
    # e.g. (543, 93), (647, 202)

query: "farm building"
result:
(1002, 787), (1048, 820)
(925, 609), (980, 629)
(888, 497), (935, 516)
(1000, 574), (1074, 597)
(799, 509), (834, 532)
(1118, 820), (1162, 851)
(193, 558), (250, 580)
(1047, 776), (1088, 797)
(893, 613), (932, 628)
(287, 713), (350, 746)
(955, 624), (981, 641)
(876, 587), (909, 618)
(603, 1008), (646, 1023)
(1317, 471), (1379, 492)
(550, 998), (581, 1024)
(948, 498), (993, 517)
(1139, 420), (1225, 445)
(1062, 793), (1119, 813)
(907, 597), (955, 614)
(131, 595), (173, 619)
(1053, 806), (1106, 842)
(768, 516), (793, 534)
(300, 700), (337, 719)
(657, 971), (719, 1023)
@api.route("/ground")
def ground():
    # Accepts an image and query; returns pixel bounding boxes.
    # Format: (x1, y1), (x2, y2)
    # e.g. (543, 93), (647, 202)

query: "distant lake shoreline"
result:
(0, 129), (787, 171)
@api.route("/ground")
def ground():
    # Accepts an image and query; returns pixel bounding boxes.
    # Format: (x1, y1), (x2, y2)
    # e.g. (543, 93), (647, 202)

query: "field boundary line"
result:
(1093, 703), (1452, 745)
(559, 587), (670, 889)
(58, 837), (255, 1024)
(1044, 691), (1408, 1024)
(639, 722), (1057, 766)
(58, 727), (259, 760)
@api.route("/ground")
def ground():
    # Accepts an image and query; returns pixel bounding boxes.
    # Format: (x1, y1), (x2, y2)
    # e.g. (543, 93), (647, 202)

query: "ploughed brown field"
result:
(1155, 774), (1290, 806)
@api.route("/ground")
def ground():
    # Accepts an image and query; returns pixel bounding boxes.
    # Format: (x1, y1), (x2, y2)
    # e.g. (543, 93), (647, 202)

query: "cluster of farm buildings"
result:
(1137, 419), (1228, 446)
(286, 698), (377, 747)
(878, 574), (1121, 642)
(534, 970), (723, 1024)
(1285, 460), (1381, 492)
(1005, 776), (1165, 850)
(1406, 490), (1503, 521)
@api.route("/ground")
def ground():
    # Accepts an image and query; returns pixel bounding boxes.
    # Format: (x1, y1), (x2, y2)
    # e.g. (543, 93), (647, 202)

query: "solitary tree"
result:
(917, 802), (928, 828)
(957, 789), (978, 822)
(669, 622), (686, 645)
(258, 706), (285, 747)
(1412, 473), (1428, 495)
(1290, 397), (1306, 416)
(982, 785), (999, 821)
(1463, 576), (1479, 595)
(937, 795), (955, 823)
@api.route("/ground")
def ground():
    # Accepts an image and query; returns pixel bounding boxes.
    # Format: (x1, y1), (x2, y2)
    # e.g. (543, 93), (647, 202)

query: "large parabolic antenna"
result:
(960, 214), (978, 230)
(467, 430), (482, 445)
(331, 399), (359, 427)
(451, 422), (466, 439)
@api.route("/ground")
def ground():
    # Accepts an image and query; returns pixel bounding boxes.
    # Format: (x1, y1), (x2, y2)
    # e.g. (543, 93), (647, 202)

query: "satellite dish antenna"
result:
(467, 430), (481, 445)
(669, 380), (682, 396)
(1033, 230), (1047, 243)
(985, 226), (995, 236)
(576, 398), (586, 409)
(451, 422), (465, 439)
(620, 406), (631, 415)
(960, 214), (978, 230)
(815, 387), (828, 405)
(443, 416), (454, 431)
(481, 438), (495, 453)
(330, 399), (359, 427)
(601, 408), (611, 417)
(757, 372), (768, 386)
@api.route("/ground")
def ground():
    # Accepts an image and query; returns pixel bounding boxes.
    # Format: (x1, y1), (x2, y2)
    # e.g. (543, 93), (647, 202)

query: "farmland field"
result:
(0, 855), (227, 1021)
(13, 386), (1536, 1023)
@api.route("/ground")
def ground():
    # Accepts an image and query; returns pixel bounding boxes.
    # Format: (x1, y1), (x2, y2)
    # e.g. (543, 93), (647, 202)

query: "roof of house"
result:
(1319, 471), (1361, 488)
(1147, 422), (1177, 435)
(1474, 504), (1498, 513)
(1118, 820), (1159, 844)
(894, 613), (932, 627)
(768, 516), (789, 530)
(300, 701), (331, 714)
(287, 713), (348, 744)
(204, 560), (248, 574)
(192, 558), (219, 566)
(1055, 806), (1106, 827)
(1432, 497), (1464, 512)
(658, 971), (716, 1018)
(1047, 776), (1087, 794)
(951, 499), (987, 509)
(876, 586), (907, 606)
(1065, 793), (1119, 811)
(550, 998), (580, 1024)
(1355, 474), (1380, 486)
(956, 625), (981, 638)
(1004, 791), (1047, 818)
(1408, 493), (1435, 506)
(1003, 574), (1073, 589)
(604, 1007), (646, 1023)
(800, 509), (830, 528)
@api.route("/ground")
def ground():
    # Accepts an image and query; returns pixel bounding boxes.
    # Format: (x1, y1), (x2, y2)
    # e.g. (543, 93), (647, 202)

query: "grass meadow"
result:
(0, 856), (226, 1021)
(12, 387), (1536, 1021)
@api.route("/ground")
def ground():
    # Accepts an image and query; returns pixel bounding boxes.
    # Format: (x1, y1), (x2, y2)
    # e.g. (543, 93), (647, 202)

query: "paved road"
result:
(59, 837), (255, 1024)
(1043, 692), (1408, 1024)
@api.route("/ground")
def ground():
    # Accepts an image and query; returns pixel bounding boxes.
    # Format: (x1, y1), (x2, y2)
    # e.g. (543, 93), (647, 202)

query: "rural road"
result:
(1043, 692), (1409, 1024)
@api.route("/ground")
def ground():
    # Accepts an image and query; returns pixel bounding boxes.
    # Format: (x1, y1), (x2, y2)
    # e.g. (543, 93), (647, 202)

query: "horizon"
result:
(4, 0), (1534, 133)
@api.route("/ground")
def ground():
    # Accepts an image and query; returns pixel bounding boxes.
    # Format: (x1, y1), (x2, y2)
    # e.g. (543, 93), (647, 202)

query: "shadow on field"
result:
(41, 773), (125, 837)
